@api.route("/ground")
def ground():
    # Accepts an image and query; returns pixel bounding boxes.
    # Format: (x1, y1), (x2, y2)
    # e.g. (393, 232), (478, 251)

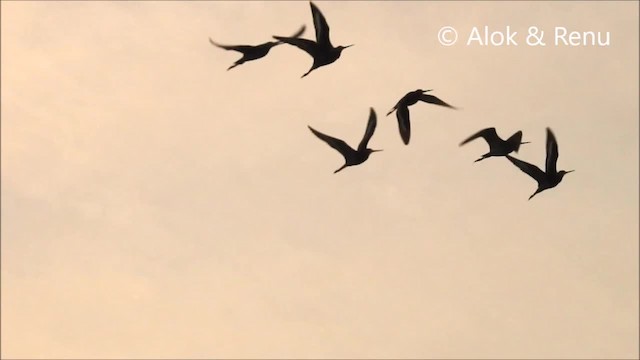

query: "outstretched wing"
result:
(273, 36), (318, 57)
(419, 94), (457, 109)
(308, 126), (355, 160)
(545, 127), (558, 174)
(506, 155), (546, 184)
(208, 38), (254, 52)
(397, 105), (411, 145)
(460, 127), (499, 147)
(310, 2), (332, 47)
(358, 108), (377, 151)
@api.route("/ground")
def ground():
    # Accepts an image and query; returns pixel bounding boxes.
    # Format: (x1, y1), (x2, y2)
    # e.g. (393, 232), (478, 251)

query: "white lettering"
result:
(555, 27), (611, 46)
(467, 26), (518, 46)
(555, 26), (568, 45)
(467, 27), (483, 45)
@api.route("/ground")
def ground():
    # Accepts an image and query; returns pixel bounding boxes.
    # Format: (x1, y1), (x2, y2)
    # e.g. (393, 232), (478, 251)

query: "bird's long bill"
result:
(521, 141), (531, 144)
(345, 44), (355, 48)
(567, 170), (575, 173)
(372, 149), (383, 152)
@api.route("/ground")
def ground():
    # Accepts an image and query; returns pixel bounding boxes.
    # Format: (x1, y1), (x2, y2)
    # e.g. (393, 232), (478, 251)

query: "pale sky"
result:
(1, 1), (638, 359)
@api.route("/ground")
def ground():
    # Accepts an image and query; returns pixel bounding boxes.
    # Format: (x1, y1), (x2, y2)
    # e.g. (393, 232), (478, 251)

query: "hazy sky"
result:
(2, 1), (638, 359)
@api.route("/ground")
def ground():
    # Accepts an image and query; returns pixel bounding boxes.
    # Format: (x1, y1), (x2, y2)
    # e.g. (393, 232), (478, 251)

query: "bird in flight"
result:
(386, 89), (457, 145)
(308, 108), (382, 173)
(273, 2), (353, 78)
(460, 127), (530, 162)
(506, 128), (574, 200)
(209, 25), (306, 71)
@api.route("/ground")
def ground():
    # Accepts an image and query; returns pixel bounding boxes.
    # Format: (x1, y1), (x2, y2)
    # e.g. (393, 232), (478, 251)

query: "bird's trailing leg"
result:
(515, 141), (531, 153)
(528, 188), (543, 200)
(227, 59), (246, 71)
(386, 106), (397, 116)
(474, 154), (490, 163)
(333, 164), (348, 174)
(301, 65), (317, 78)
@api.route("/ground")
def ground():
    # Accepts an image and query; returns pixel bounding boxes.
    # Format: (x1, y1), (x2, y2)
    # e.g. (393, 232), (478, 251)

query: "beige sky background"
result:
(2, 1), (638, 359)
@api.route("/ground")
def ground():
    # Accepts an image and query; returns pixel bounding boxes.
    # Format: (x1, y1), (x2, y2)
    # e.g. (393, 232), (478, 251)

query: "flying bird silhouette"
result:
(308, 108), (382, 174)
(506, 128), (574, 200)
(209, 25), (306, 71)
(273, 2), (353, 78)
(460, 127), (530, 162)
(386, 89), (457, 145)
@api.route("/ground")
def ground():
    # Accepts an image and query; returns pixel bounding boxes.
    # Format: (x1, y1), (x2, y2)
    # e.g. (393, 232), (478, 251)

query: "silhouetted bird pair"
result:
(460, 127), (573, 200)
(307, 88), (456, 173)
(209, 2), (352, 77)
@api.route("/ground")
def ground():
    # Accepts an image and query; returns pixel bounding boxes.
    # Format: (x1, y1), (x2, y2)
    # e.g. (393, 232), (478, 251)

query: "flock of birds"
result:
(209, 2), (574, 200)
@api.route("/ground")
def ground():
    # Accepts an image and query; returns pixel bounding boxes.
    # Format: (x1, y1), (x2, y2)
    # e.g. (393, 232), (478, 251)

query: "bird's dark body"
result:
(460, 127), (529, 162)
(309, 138), (374, 167)
(309, 46), (346, 70)
(506, 128), (573, 200)
(227, 42), (277, 68)
(274, 2), (353, 78)
(209, 25), (305, 71)
(386, 89), (457, 145)
(308, 108), (382, 173)
(398, 90), (424, 107)
(237, 42), (277, 60)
